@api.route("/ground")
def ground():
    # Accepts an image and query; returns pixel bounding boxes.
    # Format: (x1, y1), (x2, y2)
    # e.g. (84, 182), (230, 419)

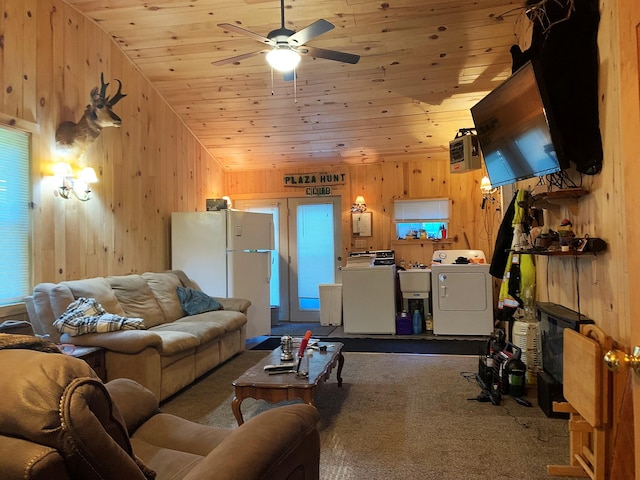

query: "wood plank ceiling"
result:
(64, 0), (530, 171)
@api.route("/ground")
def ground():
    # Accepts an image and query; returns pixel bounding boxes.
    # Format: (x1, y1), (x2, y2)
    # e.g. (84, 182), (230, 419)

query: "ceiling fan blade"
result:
(299, 46), (360, 64)
(212, 50), (267, 66)
(217, 23), (274, 46)
(288, 19), (334, 46)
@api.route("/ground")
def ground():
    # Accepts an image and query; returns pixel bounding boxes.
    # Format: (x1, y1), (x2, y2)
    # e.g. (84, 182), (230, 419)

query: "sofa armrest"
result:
(182, 404), (320, 480)
(105, 378), (160, 435)
(212, 297), (251, 315)
(0, 435), (71, 480)
(59, 330), (163, 354)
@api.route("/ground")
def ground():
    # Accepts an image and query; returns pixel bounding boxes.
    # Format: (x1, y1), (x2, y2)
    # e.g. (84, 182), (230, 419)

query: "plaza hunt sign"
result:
(283, 172), (346, 196)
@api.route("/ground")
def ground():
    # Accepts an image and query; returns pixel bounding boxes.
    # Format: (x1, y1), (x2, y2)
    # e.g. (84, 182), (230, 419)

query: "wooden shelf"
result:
(391, 238), (456, 246)
(527, 188), (589, 215)
(514, 249), (596, 257)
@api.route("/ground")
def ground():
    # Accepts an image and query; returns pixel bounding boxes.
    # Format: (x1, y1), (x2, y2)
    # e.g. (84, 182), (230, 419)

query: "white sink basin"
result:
(398, 269), (431, 293)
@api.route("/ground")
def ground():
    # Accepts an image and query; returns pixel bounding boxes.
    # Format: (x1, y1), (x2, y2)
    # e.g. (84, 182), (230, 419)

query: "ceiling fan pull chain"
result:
(294, 69), (297, 103)
(271, 67), (275, 96)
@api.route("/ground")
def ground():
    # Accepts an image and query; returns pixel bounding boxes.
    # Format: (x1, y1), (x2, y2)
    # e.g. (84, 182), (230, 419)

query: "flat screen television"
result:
(470, 60), (570, 188)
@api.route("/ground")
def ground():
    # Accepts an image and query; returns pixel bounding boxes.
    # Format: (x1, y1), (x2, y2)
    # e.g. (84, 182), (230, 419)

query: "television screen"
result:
(470, 61), (569, 188)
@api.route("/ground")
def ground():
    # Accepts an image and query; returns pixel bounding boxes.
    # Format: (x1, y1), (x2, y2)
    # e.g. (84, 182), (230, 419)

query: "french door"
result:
(288, 196), (342, 322)
(233, 196), (342, 323)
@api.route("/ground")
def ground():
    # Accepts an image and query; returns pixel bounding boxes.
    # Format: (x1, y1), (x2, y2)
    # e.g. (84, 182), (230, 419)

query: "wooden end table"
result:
(67, 346), (107, 382)
(232, 342), (344, 425)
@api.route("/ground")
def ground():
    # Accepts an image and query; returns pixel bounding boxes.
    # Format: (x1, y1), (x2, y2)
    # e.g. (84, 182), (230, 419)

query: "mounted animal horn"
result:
(55, 73), (127, 159)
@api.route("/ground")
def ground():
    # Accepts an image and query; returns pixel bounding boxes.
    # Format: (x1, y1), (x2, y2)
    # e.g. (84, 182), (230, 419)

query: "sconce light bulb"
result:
(79, 167), (98, 184)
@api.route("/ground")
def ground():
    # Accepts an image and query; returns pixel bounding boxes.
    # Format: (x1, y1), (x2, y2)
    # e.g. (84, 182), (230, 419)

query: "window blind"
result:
(0, 126), (31, 306)
(393, 199), (450, 222)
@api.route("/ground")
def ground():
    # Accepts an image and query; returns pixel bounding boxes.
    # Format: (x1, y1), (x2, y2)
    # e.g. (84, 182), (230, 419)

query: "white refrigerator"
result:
(171, 210), (274, 339)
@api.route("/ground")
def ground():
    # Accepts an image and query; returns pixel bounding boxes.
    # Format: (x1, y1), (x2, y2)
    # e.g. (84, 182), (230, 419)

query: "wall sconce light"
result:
(351, 195), (367, 213)
(222, 195), (233, 209)
(54, 162), (98, 201)
(480, 176), (497, 209)
(480, 176), (497, 196)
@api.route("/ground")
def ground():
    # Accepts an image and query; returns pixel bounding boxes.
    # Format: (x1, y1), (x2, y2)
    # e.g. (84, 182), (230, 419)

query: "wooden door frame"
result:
(619, 2), (640, 478)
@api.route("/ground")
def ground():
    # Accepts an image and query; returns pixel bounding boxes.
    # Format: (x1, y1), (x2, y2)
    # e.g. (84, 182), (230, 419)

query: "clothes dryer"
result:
(430, 249), (494, 335)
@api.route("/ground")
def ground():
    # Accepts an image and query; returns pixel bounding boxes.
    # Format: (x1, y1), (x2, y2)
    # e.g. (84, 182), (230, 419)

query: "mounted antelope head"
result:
(55, 73), (127, 159)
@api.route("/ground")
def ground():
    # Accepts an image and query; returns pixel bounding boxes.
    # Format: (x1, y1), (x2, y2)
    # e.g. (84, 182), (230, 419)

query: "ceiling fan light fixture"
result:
(266, 47), (301, 72)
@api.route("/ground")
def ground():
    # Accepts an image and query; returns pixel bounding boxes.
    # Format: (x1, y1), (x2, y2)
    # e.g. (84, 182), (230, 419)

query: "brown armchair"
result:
(0, 348), (320, 480)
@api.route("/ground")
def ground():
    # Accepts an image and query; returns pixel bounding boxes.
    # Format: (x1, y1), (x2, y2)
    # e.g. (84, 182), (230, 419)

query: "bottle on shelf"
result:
(412, 309), (423, 335)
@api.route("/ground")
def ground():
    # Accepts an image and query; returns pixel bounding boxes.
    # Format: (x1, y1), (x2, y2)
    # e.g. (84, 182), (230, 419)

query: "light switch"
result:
(236, 226), (242, 236)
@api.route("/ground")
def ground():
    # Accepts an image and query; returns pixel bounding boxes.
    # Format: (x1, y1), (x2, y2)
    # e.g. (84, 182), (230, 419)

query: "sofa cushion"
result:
(142, 273), (184, 323)
(148, 330), (200, 356)
(176, 286), (223, 316)
(108, 275), (166, 328)
(150, 322), (226, 345)
(176, 310), (247, 333)
(30, 283), (73, 343)
(165, 269), (201, 290)
(62, 277), (126, 317)
(105, 378), (160, 435)
(48, 284), (76, 318)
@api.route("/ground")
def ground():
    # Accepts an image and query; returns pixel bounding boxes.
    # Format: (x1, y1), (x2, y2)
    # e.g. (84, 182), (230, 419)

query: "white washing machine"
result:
(431, 249), (494, 336)
(342, 264), (397, 334)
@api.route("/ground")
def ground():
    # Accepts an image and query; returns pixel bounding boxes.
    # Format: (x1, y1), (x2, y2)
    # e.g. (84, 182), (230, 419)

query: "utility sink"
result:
(398, 268), (431, 293)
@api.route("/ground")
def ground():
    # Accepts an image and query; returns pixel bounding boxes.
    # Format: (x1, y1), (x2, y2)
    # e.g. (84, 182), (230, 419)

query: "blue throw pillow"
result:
(176, 287), (223, 316)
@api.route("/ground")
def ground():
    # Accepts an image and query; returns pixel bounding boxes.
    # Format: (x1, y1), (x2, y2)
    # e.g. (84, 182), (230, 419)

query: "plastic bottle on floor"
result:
(412, 309), (423, 335)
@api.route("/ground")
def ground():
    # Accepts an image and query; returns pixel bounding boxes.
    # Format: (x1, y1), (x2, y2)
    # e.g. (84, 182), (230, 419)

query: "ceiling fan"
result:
(213, 0), (360, 75)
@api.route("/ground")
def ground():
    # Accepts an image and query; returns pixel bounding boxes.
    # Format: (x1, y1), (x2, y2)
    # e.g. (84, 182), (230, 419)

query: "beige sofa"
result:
(25, 270), (250, 401)
(0, 346), (320, 480)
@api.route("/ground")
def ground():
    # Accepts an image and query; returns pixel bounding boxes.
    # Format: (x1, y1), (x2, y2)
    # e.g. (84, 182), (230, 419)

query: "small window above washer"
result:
(393, 198), (451, 240)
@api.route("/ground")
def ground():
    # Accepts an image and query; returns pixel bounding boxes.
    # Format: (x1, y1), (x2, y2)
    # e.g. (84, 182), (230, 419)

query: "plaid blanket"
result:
(53, 297), (146, 336)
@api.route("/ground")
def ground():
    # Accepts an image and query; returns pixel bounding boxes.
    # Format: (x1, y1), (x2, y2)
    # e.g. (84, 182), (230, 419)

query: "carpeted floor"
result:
(161, 351), (573, 480)
(252, 336), (486, 355)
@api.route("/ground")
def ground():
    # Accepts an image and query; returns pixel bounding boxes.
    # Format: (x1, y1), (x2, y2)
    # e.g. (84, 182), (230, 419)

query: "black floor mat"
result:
(252, 336), (486, 355)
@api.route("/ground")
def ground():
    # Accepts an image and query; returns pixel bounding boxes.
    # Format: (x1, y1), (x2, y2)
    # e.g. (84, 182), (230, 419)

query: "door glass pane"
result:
(297, 204), (335, 310)
(240, 205), (279, 308)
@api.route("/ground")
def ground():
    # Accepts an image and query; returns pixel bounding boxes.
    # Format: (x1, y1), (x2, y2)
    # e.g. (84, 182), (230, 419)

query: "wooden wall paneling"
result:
(406, 157), (448, 199)
(33, 0), (54, 283)
(174, 117), (189, 210)
(348, 164), (374, 250)
(380, 162), (401, 250)
(0, 2), (5, 109)
(2, 0), (23, 118)
(22, 0), (37, 123)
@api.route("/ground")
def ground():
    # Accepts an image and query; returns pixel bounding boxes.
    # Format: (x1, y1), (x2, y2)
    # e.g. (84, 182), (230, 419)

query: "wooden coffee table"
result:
(232, 342), (344, 425)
